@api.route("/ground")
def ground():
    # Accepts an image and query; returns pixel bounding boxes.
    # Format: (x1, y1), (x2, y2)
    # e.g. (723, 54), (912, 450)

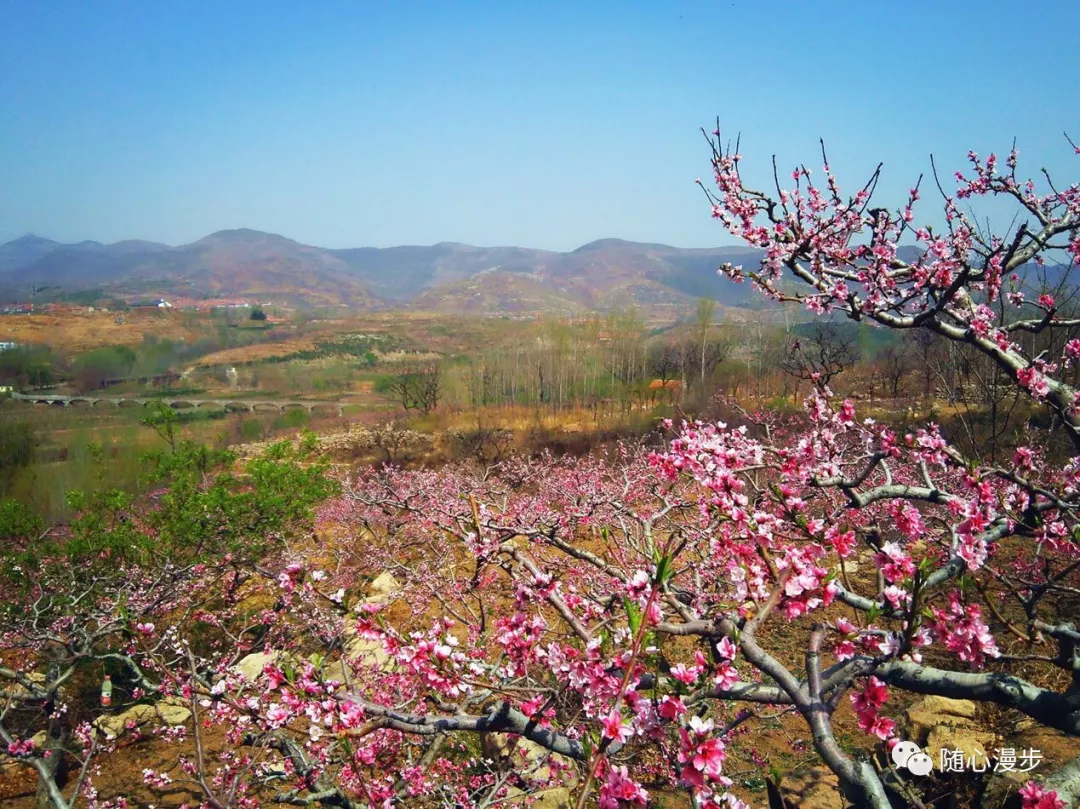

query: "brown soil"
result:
(0, 311), (202, 352)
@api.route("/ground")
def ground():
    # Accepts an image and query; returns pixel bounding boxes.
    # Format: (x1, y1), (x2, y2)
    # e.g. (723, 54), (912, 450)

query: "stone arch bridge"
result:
(10, 392), (347, 416)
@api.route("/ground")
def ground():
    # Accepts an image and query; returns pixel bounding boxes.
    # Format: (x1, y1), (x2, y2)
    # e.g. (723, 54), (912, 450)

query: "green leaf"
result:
(624, 597), (642, 635)
(655, 553), (673, 585)
(581, 736), (595, 761)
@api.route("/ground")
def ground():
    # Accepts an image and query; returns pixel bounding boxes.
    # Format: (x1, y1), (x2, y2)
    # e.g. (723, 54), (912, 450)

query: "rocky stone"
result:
(904, 695), (978, 743)
(978, 722), (1080, 807)
(30, 730), (47, 748)
(837, 559), (859, 574)
(91, 698), (192, 737)
(237, 428), (433, 462)
(322, 659), (348, 687)
(232, 650), (281, 682)
(6, 671), (48, 700)
(503, 785), (573, 808)
(531, 787), (572, 809)
(155, 700), (192, 726)
(777, 765), (844, 809)
(925, 725), (996, 771)
(916, 695), (978, 720)
(1012, 723), (1080, 771)
(315, 616), (395, 688)
(482, 733), (578, 789)
(93, 703), (158, 739)
(315, 571), (400, 677)
(367, 571), (401, 602)
(342, 630), (391, 670)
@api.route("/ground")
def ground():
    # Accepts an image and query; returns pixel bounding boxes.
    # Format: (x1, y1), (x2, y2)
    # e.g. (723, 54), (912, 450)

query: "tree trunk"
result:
(36, 715), (67, 809)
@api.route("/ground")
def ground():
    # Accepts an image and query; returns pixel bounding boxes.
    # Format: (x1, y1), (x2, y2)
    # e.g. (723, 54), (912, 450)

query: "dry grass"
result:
(0, 311), (202, 352)
(192, 337), (316, 366)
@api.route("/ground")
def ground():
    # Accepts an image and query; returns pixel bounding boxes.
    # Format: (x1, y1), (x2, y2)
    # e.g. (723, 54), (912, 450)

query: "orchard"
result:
(2, 130), (1079, 809)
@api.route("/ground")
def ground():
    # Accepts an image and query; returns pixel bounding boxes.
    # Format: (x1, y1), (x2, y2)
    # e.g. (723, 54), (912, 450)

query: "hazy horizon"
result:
(3, 1), (1078, 251)
(1, 228), (749, 252)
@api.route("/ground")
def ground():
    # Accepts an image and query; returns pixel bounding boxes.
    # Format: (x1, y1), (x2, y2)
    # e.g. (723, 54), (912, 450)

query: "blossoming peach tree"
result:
(2, 133), (1079, 809)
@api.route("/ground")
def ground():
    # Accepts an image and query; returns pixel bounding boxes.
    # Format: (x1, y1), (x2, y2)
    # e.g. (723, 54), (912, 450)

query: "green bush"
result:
(0, 346), (55, 389)
(72, 345), (138, 391)
(274, 409), (309, 430)
(0, 498), (43, 544)
(240, 418), (263, 441)
(5, 439), (339, 578)
(0, 421), (37, 497)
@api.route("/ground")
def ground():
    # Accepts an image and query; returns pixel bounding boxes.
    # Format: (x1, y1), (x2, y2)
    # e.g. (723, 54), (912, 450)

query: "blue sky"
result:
(1, 1), (1077, 250)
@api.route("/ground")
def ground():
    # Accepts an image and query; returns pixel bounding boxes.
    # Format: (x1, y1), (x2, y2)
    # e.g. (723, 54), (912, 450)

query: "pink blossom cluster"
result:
(850, 676), (896, 740)
(929, 591), (1000, 667)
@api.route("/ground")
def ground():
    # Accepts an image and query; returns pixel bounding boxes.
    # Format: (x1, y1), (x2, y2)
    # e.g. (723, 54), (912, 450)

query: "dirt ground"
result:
(0, 311), (203, 352)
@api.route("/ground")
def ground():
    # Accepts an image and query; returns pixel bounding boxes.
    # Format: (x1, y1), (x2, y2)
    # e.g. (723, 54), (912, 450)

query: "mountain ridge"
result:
(0, 230), (768, 312)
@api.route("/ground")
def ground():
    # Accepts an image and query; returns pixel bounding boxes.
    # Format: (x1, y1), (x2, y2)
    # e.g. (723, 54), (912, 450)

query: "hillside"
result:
(0, 230), (378, 308)
(409, 269), (589, 315)
(0, 230), (767, 313)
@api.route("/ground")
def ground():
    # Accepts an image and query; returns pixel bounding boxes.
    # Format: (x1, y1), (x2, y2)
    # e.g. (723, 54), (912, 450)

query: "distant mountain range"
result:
(0, 229), (814, 314)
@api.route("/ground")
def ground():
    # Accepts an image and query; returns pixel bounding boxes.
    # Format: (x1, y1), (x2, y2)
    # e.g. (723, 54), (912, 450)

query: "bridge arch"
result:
(10, 392), (345, 414)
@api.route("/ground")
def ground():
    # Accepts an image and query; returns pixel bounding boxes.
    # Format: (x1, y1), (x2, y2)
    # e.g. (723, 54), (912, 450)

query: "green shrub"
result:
(274, 409), (309, 430)
(0, 421), (37, 497)
(240, 418), (263, 441)
(0, 346), (56, 389)
(0, 498), (42, 542)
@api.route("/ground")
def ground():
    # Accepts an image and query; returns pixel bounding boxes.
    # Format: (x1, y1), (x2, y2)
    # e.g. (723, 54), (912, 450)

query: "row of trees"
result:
(0, 345), (55, 389)
(375, 304), (734, 416)
(375, 313), (1023, 426)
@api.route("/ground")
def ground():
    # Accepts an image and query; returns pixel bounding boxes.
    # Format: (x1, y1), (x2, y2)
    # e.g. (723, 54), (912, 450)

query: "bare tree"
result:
(905, 328), (940, 400)
(648, 342), (682, 387)
(925, 339), (1026, 463)
(877, 343), (909, 399)
(779, 321), (858, 391)
(384, 365), (442, 415)
(695, 297), (718, 388)
(367, 420), (434, 464)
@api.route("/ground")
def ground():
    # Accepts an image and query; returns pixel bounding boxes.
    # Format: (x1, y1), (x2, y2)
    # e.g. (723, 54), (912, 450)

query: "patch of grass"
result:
(239, 418), (263, 441)
(274, 409), (310, 430)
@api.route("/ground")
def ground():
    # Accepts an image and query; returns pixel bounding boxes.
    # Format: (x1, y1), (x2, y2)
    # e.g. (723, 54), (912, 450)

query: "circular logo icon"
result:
(891, 740), (920, 769)
(906, 752), (934, 776)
